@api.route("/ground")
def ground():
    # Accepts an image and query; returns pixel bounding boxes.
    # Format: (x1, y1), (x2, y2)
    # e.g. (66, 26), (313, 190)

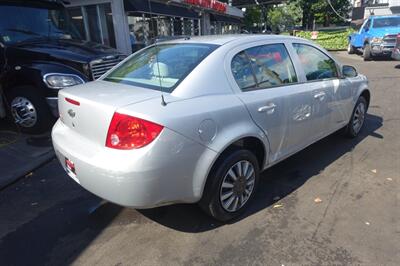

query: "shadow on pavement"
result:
(139, 113), (383, 232)
(0, 114), (383, 265)
(352, 53), (396, 62)
(0, 194), (122, 265)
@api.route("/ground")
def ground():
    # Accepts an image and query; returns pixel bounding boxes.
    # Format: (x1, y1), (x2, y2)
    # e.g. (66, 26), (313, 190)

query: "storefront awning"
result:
(125, 0), (200, 19)
(210, 14), (242, 24)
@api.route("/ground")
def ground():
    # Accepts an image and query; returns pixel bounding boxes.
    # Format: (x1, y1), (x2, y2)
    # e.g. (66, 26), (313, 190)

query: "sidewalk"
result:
(0, 124), (54, 189)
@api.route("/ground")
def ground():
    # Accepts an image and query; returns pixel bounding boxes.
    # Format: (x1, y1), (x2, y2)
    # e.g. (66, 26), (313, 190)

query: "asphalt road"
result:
(0, 52), (399, 266)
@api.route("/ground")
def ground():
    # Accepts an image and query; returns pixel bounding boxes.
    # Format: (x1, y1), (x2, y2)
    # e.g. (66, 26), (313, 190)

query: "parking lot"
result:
(0, 52), (399, 266)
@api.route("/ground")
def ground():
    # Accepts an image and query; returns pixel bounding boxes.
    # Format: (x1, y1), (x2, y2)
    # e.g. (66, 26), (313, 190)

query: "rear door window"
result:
(245, 44), (298, 88)
(292, 43), (339, 81)
(231, 51), (257, 90)
(231, 43), (297, 91)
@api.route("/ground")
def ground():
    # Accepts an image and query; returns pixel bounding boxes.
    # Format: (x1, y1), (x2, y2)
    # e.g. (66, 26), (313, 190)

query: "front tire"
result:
(199, 149), (260, 222)
(363, 44), (372, 61)
(5, 86), (54, 134)
(344, 96), (367, 138)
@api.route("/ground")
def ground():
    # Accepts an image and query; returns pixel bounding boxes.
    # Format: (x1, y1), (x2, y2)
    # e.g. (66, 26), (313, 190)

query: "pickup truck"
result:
(348, 15), (400, 61)
(0, 0), (124, 134)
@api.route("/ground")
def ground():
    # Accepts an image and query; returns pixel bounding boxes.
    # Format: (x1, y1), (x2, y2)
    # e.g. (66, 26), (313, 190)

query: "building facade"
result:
(65, 0), (243, 55)
(352, 0), (400, 22)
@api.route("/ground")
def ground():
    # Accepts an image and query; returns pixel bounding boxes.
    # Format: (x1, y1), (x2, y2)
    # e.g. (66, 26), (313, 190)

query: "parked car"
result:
(52, 35), (370, 221)
(348, 15), (400, 61)
(392, 33), (400, 60)
(0, 0), (124, 134)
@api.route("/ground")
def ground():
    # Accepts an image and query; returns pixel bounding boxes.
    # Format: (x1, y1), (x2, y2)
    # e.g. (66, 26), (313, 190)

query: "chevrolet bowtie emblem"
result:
(68, 109), (76, 118)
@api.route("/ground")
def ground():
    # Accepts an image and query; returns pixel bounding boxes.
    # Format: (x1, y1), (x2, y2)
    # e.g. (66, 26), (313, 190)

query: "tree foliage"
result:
(243, 6), (262, 30)
(291, 0), (351, 28)
(267, 0), (302, 32)
(243, 0), (351, 31)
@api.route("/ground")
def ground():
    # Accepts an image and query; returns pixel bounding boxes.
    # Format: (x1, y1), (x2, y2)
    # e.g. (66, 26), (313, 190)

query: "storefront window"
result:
(157, 16), (172, 36)
(211, 21), (222, 35)
(183, 18), (193, 36)
(127, 15), (147, 52)
(194, 19), (200, 36)
(148, 16), (158, 40)
(173, 18), (182, 36)
(69, 7), (85, 39)
(67, 3), (116, 48)
(86, 5), (101, 44)
(103, 4), (116, 48)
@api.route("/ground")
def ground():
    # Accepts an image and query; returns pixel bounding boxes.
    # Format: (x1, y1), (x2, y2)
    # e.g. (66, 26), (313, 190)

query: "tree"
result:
(288, 0), (351, 29)
(311, 0), (351, 26)
(267, 2), (302, 32)
(243, 6), (263, 31)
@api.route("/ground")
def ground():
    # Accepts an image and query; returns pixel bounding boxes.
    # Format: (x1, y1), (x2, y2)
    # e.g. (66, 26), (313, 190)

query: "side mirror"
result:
(342, 65), (358, 78)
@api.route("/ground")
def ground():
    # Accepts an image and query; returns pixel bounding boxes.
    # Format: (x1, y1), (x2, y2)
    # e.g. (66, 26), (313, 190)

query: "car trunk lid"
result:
(58, 80), (161, 146)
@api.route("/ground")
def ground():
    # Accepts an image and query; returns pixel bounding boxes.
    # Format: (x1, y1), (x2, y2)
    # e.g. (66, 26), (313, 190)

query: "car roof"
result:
(370, 15), (400, 19)
(161, 34), (301, 46)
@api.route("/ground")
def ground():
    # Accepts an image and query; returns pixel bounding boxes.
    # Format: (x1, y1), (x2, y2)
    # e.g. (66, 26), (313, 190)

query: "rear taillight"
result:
(65, 97), (80, 106)
(105, 113), (163, 150)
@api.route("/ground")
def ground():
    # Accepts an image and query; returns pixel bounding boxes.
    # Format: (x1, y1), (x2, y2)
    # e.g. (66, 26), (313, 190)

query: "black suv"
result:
(0, 0), (125, 133)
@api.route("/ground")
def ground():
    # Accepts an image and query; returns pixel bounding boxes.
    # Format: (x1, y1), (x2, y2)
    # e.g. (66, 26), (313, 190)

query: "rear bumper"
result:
(52, 119), (216, 208)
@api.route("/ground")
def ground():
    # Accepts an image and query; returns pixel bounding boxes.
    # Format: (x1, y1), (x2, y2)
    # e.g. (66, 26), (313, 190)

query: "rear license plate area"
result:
(65, 157), (79, 183)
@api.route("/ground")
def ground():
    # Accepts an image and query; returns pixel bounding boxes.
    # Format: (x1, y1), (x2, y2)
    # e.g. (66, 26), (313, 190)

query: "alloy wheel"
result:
(353, 102), (366, 134)
(219, 160), (256, 212)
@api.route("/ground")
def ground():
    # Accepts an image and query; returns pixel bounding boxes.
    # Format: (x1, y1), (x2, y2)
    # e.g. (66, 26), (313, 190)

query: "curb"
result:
(0, 150), (55, 191)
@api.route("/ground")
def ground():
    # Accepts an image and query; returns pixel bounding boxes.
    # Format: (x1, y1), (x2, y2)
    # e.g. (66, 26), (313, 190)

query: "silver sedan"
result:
(52, 35), (370, 221)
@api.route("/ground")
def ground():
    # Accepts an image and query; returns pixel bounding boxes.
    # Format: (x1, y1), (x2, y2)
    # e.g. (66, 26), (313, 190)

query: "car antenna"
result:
(147, 0), (167, 106)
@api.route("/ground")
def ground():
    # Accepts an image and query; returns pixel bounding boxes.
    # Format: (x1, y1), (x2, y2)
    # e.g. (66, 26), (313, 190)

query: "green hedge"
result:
(294, 28), (355, 51)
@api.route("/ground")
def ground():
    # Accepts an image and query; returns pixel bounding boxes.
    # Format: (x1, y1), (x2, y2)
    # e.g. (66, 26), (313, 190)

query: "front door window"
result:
(292, 43), (338, 81)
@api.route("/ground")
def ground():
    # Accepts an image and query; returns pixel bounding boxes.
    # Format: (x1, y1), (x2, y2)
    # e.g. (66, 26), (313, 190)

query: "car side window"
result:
(292, 43), (339, 81)
(365, 19), (371, 30)
(231, 43), (297, 91)
(231, 51), (257, 90)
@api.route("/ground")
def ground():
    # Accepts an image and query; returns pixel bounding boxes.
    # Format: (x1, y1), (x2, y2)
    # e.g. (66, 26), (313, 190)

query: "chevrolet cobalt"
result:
(52, 35), (370, 221)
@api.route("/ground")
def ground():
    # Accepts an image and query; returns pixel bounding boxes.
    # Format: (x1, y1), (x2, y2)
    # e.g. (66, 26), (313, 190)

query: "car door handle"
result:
(314, 91), (326, 101)
(258, 103), (276, 114)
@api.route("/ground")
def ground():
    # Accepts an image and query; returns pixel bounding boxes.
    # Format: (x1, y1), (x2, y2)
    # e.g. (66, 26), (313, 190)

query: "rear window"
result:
(103, 43), (218, 92)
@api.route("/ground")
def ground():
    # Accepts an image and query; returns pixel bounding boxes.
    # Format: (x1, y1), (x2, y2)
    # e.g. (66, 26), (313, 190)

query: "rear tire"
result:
(344, 96), (367, 138)
(5, 86), (54, 134)
(199, 149), (260, 222)
(363, 44), (372, 61)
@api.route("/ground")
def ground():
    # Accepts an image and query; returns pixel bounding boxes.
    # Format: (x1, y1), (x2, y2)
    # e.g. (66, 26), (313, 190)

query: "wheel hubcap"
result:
(10, 97), (37, 128)
(353, 102), (366, 134)
(219, 160), (256, 212)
